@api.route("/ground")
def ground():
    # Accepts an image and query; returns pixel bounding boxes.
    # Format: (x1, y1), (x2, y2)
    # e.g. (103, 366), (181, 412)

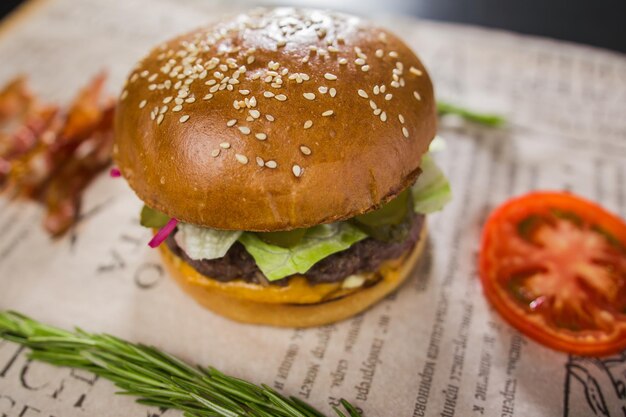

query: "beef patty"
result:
(165, 214), (425, 286)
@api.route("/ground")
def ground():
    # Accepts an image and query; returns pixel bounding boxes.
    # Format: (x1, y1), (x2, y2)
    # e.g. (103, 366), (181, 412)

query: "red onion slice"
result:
(148, 218), (178, 248)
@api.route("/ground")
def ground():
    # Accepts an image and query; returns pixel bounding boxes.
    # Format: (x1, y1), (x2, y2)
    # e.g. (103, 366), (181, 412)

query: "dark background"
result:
(1, 0), (625, 53)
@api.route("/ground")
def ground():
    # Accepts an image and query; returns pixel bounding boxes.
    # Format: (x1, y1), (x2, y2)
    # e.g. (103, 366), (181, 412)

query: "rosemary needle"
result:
(437, 101), (506, 127)
(0, 311), (363, 417)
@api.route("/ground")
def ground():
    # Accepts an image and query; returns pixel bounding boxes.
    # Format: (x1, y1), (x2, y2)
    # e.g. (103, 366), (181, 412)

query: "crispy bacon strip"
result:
(0, 73), (115, 237)
(0, 76), (34, 125)
(43, 105), (114, 236)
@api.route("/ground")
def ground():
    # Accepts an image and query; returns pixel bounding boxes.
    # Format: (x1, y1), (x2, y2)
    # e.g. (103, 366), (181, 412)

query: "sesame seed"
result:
(361, 65), (370, 72)
(172, 105), (182, 112)
(324, 73), (337, 80)
(148, 74), (158, 82)
(301, 56), (309, 63)
(163, 96), (173, 104)
(318, 86), (328, 94)
(140, 70), (149, 77)
(156, 114), (164, 125)
(238, 126), (251, 135)
(239, 89), (250, 95)
(211, 149), (220, 157)
(385, 93), (393, 101)
(220, 142), (231, 149)
(148, 84), (156, 91)
(263, 91), (275, 98)
(354, 58), (365, 66)
(179, 115), (190, 123)
(277, 40), (286, 47)
(235, 154), (248, 164)
(303, 92), (316, 100)
(329, 88), (337, 97)
(255, 133), (267, 140)
(256, 157), (264, 166)
(413, 91), (421, 101)
(268, 61), (280, 70)
(120, 90), (128, 100)
(380, 112), (387, 122)
(300, 146), (312, 155)
(265, 160), (277, 169)
(402, 127), (409, 138)
(159, 105), (168, 114)
(138, 100), (147, 108)
(389, 51), (399, 58)
(369, 100), (377, 110)
(375, 49), (384, 58)
(227, 119), (237, 127)
(398, 114), (405, 124)
(203, 94), (213, 100)
(373, 108), (382, 116)
(391, 81), (400, 88)
(247, 56), (255, 64)
(275, 94), (287, 101)
(185, 97), (196, 103)
(249, 97), (257, 107)
(373, 85), (380, 95)
(265, 114), (275, 122)
(303, 120), (313, 129)
(358, 89), (369, 99)
(249, 109), (260, 119)
(322, 110), (334, 117)
(339, 58), (348, 65)
(292, 164), (303, 177)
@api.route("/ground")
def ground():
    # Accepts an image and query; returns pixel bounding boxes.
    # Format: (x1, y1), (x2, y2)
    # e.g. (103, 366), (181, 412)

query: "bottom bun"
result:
(160, 224), (427, 327)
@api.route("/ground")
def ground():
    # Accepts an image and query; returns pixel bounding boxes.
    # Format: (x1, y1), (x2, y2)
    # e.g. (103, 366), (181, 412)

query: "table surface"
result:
(1, 0), (625, 53)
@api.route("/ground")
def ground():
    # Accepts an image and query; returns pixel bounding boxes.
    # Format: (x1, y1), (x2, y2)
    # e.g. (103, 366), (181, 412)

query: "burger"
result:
(113, 8), (451, 327)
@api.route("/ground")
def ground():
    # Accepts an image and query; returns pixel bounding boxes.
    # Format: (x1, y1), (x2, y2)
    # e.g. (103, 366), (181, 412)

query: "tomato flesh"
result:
(480, 192), (626, 356)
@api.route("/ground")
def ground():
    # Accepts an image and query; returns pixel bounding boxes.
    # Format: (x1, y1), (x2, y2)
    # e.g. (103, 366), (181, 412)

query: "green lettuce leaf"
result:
(140, 206), (170, 228)
(411, 154), (452, 214)
(238, 223), (367, 281)
(175, 223), (242, 260)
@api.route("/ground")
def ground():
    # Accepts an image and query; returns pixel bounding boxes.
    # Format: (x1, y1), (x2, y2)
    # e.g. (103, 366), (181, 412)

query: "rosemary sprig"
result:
(0, 311), (363, 417)
(437, 101), (506, 127)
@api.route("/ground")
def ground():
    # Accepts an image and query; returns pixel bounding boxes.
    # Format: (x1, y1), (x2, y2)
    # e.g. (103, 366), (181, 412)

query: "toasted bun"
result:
(114, 8), (436, 231)
(159, 224), (426, 327)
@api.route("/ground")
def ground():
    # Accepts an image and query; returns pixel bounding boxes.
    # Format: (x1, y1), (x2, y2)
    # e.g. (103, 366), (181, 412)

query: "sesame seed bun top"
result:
(114, 8), (436, 231)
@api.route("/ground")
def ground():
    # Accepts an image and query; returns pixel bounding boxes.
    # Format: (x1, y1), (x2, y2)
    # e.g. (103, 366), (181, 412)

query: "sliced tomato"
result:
(480, 191), (626, 356)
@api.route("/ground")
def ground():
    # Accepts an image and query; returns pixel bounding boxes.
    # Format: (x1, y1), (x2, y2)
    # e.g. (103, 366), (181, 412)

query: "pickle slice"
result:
(257, 228), (307, 248)
(355, 189), (411, 226)
(351, 189), (415, 242)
